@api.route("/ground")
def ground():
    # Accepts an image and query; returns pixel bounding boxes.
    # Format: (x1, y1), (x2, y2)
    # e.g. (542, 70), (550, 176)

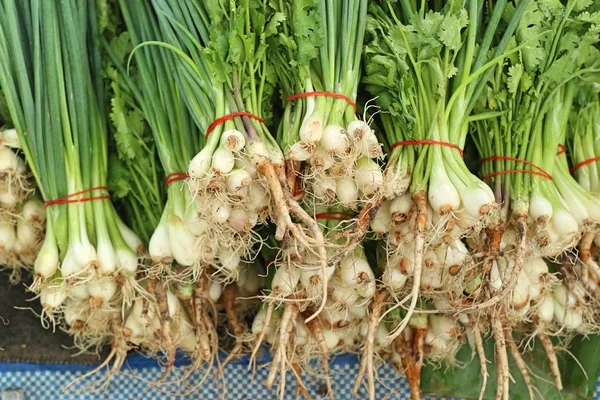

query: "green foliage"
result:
(269, 0), (323, 98)
(102, 15), (164, 243)
(422, 335), (600, 400)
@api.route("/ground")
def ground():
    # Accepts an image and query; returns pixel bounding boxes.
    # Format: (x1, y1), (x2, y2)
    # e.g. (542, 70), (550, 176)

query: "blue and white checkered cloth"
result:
(0, 353), (598, 399)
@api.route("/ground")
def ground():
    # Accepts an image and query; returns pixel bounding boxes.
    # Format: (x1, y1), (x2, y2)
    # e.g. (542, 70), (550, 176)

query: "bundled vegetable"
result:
(568, 89), (600, 300)
(0, 0), (145, 384)
(116, 0), (272, 382)
(138, 0), (328, 297)
(110, 0), (219, 379)
(272, 0), (383, 211)
(0, 55), (45, 279)
(358, 2), (530, 397)
(115, 1), (208, 278)
(362, 1), (532, 361)
(470, 4), (600, 397)
(241, 2), (389, 395)
(473, 0), (600, 269)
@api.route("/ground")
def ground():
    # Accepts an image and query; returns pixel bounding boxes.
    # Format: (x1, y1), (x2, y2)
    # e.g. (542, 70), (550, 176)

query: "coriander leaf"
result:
(573, 0), (594, 12)
(537, 0), (564, 17)
(417, 11), (445, 38)
(110, 81), (144, 161)
(228, 32), (245, 64)
(507, 63), (524, 94)
(292, 0), (321, 65)
(264, 12), (285, 38)
(109, 32), (132, 63)
(577, 11), (600, 24)
(516, 4), (546, 72)
(107, 155), (133, 199)
(438, 10), (469, 51)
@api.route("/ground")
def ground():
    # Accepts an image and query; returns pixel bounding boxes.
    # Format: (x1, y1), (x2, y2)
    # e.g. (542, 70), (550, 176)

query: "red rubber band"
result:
(286, 91), (357, 112)
(570, 155), (600, 173)
(557, 144), (566, 156)
(44, 186), (110, 207)
(481, 169), (553, 180)
(390, 139), (464, 158)
(313, 211), (355, 221)
(166, 172), (189, 186)
(205, 112), (266, 139)
(480, 155), (552, 180)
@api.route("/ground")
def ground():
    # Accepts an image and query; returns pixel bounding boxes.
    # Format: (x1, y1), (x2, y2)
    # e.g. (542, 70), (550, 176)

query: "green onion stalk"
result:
(0, 79), (8, 124)
(362, 1), (530, 352)
(0, 0), (145, 374)
(141, 0), (328, 322)
(271, 0), (384, 212)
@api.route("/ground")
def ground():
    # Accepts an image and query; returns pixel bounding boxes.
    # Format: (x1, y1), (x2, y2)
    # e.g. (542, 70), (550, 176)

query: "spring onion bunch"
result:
(118, 1), (274, 380)
(113, 0), (237, 379)
(473, 0), (600, 279)
(467, 5), (600, 395)
(128, 0), (329, 303)
(361, 5), (530, 386)
(0, 0), (144, 383)
(100, 7), (203, 381)
(272, 0), (384, 211)
(568, 88), (600, 300)
(241, 3), (385, 392)
(116, 1), (213, 279)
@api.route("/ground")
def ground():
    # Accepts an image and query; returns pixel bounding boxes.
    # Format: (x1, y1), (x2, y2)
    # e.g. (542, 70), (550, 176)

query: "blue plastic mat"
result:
(0, 354), (599, 400)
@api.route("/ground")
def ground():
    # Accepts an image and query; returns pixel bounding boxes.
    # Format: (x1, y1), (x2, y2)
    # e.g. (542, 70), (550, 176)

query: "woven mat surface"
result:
(0, 353), (598, 400)
(0, 354), (451, 400)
